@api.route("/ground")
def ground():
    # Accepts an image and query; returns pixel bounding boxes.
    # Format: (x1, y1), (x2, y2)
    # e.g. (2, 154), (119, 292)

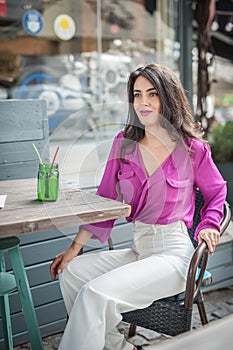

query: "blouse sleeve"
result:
(79, 133), (123, 243)
(193, 142), (227, 240)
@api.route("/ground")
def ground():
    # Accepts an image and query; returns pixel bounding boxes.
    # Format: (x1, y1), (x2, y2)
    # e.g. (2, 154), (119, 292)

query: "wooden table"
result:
(0, 178), (131, 349)
(0, 178), (131, 238)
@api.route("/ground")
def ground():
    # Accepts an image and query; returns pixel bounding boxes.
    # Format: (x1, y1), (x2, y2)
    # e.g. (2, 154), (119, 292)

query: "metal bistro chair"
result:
(108, 190), (232, 337)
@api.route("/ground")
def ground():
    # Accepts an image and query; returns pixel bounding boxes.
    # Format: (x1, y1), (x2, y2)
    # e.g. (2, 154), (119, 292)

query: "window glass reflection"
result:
(0, 0), (180, 138)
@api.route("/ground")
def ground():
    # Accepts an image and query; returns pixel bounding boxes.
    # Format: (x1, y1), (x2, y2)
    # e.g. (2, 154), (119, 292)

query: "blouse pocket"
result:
(166, 177), (193, 209)
(117, 169), (135, 203)
(117, 170), (135, 179)
(166, 178), (191, 188)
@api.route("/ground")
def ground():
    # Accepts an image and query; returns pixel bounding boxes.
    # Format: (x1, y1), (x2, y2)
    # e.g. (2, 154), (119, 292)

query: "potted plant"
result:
(208, 120), (233, 206)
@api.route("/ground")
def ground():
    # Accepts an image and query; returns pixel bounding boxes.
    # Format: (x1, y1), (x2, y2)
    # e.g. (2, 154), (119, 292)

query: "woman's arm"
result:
(50, 228), (93, 280)
(79, 133), (124, 243)
(193, 141), (227, 252)
(50, 133), (125, 280)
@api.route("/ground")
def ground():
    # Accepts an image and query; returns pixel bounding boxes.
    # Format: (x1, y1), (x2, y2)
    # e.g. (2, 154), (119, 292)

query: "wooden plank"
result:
(18, 227), (75, 244)
(0, 100), (48, 143)
(2, 186), (122, 210)
(0, 300), (67, 337)
(207, 242), (233, 269)
(0, 99), (50, 181)
(0, 141), (49, 165)
(0, 319), (66, 350)
(0, 206), (131, 237)
(0, 161), (39, 181)
(204, 278), (233, 291)
(211, 264), (233, 283)
(111, 220), (133, 245)
(6, 281), (62, 314)
(16, 218), (130, 246)
(20, 238), (74, 267)
(0, 179), (131, 237)
(203, 239), (233, 291)
(38, 318), (66, 340)
(0, 319), (66, 349)
(19, 262), (54, 287)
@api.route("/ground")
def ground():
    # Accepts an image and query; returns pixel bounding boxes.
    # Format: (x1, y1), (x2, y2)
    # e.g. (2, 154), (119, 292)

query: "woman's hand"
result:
(50, 243), (81, 280)
(50, 228), (93, 280)
(198, 228), (220, 256)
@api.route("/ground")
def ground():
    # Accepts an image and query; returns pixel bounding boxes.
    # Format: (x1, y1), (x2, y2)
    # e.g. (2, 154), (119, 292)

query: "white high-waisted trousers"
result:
(58, 221), (194, 350)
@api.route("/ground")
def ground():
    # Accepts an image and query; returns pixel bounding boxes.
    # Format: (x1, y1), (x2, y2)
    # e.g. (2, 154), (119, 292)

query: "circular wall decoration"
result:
(103, 68), (120, 89)
(22, 10), (44, 35)
(54, 14), (76, 41)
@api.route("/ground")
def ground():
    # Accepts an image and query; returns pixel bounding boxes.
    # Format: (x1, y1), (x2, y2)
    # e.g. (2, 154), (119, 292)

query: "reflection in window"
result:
(0, 0), (180, 137)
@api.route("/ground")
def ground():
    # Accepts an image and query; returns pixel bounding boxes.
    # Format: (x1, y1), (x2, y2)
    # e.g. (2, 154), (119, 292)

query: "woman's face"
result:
(133, 75), (161, 128)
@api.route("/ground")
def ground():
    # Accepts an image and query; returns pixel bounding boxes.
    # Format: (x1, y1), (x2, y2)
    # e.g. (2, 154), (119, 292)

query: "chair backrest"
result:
(188, 190), (204, 249)
(188, 190), (231, 247)
(186, 189), (232, 277)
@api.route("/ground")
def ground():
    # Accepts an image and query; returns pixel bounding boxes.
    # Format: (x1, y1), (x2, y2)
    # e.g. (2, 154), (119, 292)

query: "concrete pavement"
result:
(13, 286), (233, 349)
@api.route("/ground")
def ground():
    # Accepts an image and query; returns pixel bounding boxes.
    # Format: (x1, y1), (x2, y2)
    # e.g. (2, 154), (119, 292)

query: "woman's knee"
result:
(59, 262), (86, 294)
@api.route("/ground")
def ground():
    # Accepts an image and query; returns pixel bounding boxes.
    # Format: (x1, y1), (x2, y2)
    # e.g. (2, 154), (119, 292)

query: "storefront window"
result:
(0, 0), (180, 137)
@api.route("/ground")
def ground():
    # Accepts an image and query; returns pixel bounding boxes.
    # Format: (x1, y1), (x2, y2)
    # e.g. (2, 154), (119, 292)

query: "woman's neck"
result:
(143, 125), (171, 146)
(139, 127), (176, 177)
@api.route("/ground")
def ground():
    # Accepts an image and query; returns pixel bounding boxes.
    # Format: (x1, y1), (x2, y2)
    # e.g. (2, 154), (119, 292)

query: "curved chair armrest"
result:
(184, 241), (208, 308)
(184, 201), (232, 309)
(220, 201), (232, 237)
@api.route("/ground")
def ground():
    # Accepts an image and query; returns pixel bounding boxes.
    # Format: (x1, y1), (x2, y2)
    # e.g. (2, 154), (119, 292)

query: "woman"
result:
(50, 64), (226, 350)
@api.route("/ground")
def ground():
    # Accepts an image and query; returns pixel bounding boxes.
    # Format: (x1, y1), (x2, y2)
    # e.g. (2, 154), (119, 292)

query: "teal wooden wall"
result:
(0, 99), (49, 180)
(204, 238), (233, 292)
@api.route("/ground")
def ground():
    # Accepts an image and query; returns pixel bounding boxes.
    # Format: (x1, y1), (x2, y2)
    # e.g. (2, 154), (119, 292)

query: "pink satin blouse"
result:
(81, 131), (227, 243)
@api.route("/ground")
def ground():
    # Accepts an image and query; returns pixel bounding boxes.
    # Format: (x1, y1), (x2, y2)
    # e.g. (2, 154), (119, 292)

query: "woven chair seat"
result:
(122, 298), (192, 336)
(122, 268), (212, 336)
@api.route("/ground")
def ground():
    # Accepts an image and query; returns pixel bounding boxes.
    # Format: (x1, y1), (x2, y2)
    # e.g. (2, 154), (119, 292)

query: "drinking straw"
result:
(50, 146), (59, 172)
(32, 143), (43, 165)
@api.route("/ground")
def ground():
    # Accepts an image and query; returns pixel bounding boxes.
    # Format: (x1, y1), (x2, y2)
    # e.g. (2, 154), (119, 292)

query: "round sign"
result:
(22, 10), (43, 35)
(54, 14), (76, 41)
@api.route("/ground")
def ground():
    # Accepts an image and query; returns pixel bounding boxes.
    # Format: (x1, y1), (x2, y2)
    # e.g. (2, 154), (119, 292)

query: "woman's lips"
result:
(140, 110), (152, 116)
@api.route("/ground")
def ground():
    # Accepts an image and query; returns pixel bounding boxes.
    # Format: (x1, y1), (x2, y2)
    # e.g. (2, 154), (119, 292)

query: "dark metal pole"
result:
(179, 0), (193, 106)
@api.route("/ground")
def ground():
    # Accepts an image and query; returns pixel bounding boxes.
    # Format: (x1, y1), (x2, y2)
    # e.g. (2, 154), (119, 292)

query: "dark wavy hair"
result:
(121, 64), (204, 159)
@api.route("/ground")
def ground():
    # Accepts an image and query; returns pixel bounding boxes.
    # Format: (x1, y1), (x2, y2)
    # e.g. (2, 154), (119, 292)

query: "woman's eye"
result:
(150, 92), (158, 97)
(134, 93), (140, 99)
